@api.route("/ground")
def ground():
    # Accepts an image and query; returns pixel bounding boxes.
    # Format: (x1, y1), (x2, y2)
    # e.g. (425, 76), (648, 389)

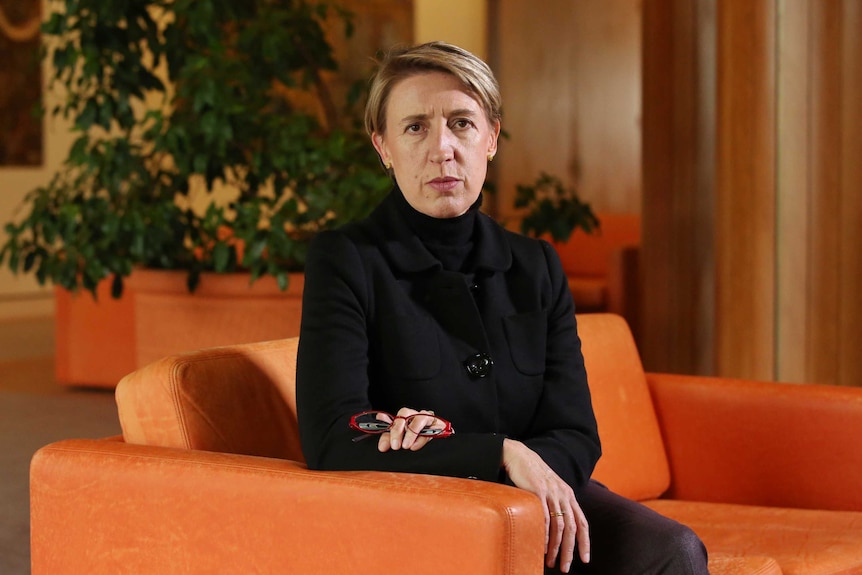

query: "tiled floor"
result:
(0, 316), (120, 575)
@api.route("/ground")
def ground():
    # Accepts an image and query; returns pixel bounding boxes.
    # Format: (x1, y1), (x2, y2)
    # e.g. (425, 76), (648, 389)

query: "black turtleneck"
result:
(393, 188), (482, 272)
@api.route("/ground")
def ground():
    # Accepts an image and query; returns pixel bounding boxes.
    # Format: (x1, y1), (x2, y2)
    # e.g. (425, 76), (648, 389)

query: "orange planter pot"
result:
(54, 280), (137, 388)
(126, 269), (304, 368)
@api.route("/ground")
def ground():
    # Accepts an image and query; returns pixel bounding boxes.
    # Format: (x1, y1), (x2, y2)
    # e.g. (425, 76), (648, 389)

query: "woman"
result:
(296, 41), (708, 575)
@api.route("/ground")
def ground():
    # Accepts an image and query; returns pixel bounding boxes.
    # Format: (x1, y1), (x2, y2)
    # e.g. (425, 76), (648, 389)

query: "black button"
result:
(465, 353), (493, 378)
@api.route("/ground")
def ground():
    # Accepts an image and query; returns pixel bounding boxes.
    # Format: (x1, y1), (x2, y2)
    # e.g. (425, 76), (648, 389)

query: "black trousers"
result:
(546, 481), (710, 575)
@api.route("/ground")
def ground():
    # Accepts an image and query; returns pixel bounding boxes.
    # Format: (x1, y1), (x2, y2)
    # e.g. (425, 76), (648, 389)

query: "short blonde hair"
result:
(364, 41), (503, 136)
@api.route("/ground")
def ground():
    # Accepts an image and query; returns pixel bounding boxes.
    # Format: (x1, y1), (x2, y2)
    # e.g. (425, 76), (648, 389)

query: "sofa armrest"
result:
(31, 438), (544, 575)
(647, 373), (862, 511)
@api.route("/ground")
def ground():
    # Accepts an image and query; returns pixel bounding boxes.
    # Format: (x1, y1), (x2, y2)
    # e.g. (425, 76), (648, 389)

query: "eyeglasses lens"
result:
(354, 411), (394, 432)
(353, 411), (446, 436)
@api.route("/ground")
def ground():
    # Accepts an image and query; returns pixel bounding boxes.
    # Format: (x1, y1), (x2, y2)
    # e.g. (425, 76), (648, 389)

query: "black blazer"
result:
(296, 190), (601, 493)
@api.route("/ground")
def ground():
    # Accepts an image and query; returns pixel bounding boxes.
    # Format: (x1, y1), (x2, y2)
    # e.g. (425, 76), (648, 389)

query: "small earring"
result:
(384, 161), (392, 170)
(487, 154), (495, 162)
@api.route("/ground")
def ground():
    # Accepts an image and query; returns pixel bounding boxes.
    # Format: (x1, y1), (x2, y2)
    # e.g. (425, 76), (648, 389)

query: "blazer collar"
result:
(370, 189), (512, 275)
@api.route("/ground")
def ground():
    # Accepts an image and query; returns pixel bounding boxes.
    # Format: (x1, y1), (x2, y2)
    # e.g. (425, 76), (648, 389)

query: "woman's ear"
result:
(371, 132), (389, 168)
(488, 120), (501, 157)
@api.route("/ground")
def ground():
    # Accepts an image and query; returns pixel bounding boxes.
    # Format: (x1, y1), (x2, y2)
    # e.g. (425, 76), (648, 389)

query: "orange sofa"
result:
(522, 212), (641, 341)
(30, 314), (862, 574)
(551, 213), (640, 314)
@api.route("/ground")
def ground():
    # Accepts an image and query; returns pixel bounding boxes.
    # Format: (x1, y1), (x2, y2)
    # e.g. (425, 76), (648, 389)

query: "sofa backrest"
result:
(116, 338), (304, 462)
(577, 313), (670, 501)
(116, 313), (670, 502)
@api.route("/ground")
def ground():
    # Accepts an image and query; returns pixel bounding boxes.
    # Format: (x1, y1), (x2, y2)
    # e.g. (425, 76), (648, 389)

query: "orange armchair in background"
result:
(30, 314), (862, 574)
(510, 211), (642, 340)
(550, 213), (641, 340)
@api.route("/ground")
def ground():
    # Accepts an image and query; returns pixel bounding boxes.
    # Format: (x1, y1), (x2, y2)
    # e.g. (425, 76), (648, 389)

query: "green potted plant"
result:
(514, 172), (600, 242)
(0, 0), (398, 383)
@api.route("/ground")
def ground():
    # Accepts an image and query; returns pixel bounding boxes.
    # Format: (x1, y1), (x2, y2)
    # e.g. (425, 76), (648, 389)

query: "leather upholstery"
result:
(31, 438), (543, 575)
(647, 500), (862, 575)
(579, 313), (670, 501)
(647, 372), (862, 511)
(117, 338), (303, 461)
(30, 313), (862, 574)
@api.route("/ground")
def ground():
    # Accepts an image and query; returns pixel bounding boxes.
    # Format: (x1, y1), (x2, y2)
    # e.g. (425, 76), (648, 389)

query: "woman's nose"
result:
(428, 127), (455, 163)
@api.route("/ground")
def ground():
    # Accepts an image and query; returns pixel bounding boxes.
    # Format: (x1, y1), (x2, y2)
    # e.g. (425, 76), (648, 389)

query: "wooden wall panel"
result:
(837, 0), (862, 386)
(647, 0), (862, 384)
(714, 0), (777, 380)
(807, 1), (843, 384)
(493, 1), (862, 384)
(641, 0), (716, 374)
(489, 0), (642, 220)
(780, 0), (862, 387)
(775, 0), (811, 382)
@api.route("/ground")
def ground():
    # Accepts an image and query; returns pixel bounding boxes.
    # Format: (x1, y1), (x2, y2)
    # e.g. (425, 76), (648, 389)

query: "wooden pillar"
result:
(641, 0), (862, 383)
(806, 0), (862, 386)
(641, 0), (716, 374)
(714, 0), (777, 380)
(838, 0), (862, 386)
(777, 0), (862, 386)
(775, 0), (811, 382)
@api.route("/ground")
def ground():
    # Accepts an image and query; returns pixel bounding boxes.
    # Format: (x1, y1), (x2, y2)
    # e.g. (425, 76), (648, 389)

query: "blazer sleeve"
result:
(515, 241), (602, 495)
(296, 230), (505, 481)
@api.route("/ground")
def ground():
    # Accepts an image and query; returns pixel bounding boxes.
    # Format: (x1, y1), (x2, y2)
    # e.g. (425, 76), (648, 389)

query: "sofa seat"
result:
(707, 555), (782, 575)
(648, 500), (862, 575)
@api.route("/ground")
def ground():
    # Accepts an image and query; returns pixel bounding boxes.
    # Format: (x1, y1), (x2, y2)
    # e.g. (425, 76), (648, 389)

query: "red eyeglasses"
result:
(349, 410), (455, 441)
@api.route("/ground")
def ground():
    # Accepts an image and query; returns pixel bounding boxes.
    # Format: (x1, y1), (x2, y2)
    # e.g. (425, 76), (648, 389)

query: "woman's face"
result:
(372, 71), (500, 219)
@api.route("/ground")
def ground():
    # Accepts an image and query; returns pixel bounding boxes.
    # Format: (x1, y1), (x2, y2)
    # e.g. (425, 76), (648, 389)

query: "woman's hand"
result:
(377, 407), (442, 452)
(502, 438), (590, 573)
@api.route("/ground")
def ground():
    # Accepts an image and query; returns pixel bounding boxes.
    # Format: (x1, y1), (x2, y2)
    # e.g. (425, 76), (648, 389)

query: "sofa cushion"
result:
(708, 554), (782, 575)
(116, 338), (303, 461)
(646, 499), (862, 575)
(576, 314), (670, 500)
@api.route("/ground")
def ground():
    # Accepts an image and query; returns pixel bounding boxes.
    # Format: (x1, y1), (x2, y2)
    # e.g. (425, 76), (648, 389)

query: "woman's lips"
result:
(428, 177), (461, 192)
